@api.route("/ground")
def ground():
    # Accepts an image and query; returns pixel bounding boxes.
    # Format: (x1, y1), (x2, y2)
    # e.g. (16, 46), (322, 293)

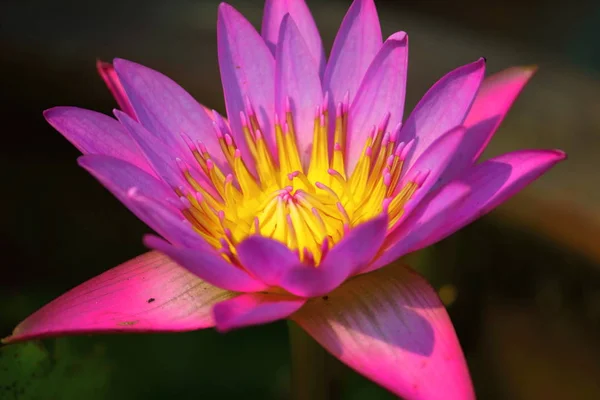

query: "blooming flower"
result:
(4, 0), (565, 399)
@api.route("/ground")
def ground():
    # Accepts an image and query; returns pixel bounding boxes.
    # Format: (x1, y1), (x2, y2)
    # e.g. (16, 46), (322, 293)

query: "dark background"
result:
(2, 0), (600, 398)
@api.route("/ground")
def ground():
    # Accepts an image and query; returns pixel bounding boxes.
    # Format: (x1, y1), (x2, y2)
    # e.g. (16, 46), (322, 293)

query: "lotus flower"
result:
(4, 0), (565, 399)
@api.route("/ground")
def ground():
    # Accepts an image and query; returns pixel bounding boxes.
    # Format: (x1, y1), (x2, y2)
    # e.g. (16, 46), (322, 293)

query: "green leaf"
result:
(0, 339), (110, 400)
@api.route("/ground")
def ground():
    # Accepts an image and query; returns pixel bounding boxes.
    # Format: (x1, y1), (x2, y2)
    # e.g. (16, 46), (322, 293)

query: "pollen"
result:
(174, 96), (423, 265)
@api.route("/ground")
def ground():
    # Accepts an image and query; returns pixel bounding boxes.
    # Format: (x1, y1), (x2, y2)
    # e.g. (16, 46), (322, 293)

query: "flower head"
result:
(5, 0), (565, 399)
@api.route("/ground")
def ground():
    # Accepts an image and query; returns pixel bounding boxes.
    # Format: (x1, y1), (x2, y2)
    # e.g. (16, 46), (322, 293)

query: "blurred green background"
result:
(2, 0), (600, 398)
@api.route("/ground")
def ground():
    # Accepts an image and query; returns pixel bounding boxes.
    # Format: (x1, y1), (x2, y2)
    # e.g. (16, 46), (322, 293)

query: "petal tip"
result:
(388, 31), (407, 42)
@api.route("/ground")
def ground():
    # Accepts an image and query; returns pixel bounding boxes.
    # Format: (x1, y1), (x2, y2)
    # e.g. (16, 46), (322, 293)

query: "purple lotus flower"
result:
(4, 0), (565, 399)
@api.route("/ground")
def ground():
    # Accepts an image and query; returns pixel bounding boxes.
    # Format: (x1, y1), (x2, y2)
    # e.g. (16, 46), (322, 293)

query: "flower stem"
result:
(287, 320), (332, 400)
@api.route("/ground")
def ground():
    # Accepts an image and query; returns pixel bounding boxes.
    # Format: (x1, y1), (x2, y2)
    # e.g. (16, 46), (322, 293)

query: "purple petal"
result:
(2, 252), (235, 344)
(275, 15), (323, 167)
(262, 0), (325, 76)
(323, 0), (382, 107)
(218, 3), (276, 166)
(236, 236), (302, 287)
(393, 126), (468, 224)
(78, 154), (176, 208)
(145, 236), (268, 293)
(292, 264), (475, 400)
(213, 292), (305, 332)
(347, 31), (408, 172)
(44, 107), (154, 175)
(115, 110), (200, 191)
(280, 215), (388, 297)
(96, 60), (136, 119)
(78, 154), (209, 250)
(437, 66), (537, 187)
(369, 181), (472, 272)
(112, 58), (227, 169)
(380, 149), (565, 267)
(399, 59), (485, 172)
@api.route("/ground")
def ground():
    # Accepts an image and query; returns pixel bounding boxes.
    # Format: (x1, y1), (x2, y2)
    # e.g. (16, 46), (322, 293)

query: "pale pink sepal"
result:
(280, 215), (388, 297)
(275, 15), (323, 167)
(145, 235), (269, 293)
(217, 3), (276, 167)
(292, 264), (475, 400)
(347, 31), (408, 172)
(97, 60), (136, 119)
(2, 252), (235, 344)
(323, 0), (382, 109)
(437, 66), (537, 187)
(399, 59), (485, 172)
(213, 293), (305, 332)
(262, 0), (325, 76)
(44, 107), (154, 176)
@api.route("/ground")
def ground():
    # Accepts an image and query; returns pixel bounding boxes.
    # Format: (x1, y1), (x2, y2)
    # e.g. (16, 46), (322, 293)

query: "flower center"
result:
(173, 96), (424, 265)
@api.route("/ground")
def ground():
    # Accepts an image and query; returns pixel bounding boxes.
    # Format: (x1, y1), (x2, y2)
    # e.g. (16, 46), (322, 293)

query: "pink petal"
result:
(115, 110), (188, 190)
(44, 107), (154, 175)
(112, 58), (227, 169)
(213, 292), (305, 332)
(393, 126), (468, 225)
(292, 264), (475, 400)
(412, 149), (566, 251)
(347, 31), (408, 172)
(323, 0), (382, 108)
(262, 0), (325, 76)
(236, 236), (302, 287)
(280, 215), (388, 297)
(2, 252), (235, 344)
(217, 3), (276, 166)
(275, 15), (323, 167)
(96, 60), (136, 119)
(145, 235), (268, 293)
(437, 66), (537, 187)
(380, 149), (565, 267)
(370, 181), (472, 272)
(78, 154), (176, 209)
(78, 154), (209, 250)
(399, 59), (485, 172)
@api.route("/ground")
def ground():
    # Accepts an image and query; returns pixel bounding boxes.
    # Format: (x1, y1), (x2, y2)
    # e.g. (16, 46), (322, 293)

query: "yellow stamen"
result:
(172, 99), (422, 267)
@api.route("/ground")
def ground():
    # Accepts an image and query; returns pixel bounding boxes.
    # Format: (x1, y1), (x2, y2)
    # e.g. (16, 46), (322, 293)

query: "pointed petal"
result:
(399, 59), (485, 172)
(281, 215), (388, 297)
(2, 252), (235, 344)
(437, 66), (537, 187)
(218, 3), (276, 165)
(236, 236), (302, 287)
(44, 107), (154, 175)
(381, 149), (565, 266)
(394, 126), (468, 223)
(213, 292), (305, 332)
(292, 264), (475, 400)
(78, 155), (210, 250)
(464, 66), (537, 145)
(262, 0), (325, 76)
(323, 0), (382, 107)
(275, 15), (323, 167)
(97, 60), (136, 118)
(112, 58), (226, 168)
(370, 181), (472, 272)
(347, 32), (408, 171)
(145, 236), (268, 293)
(115, 110), (188, 190)
(78, 154), (176, 209)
